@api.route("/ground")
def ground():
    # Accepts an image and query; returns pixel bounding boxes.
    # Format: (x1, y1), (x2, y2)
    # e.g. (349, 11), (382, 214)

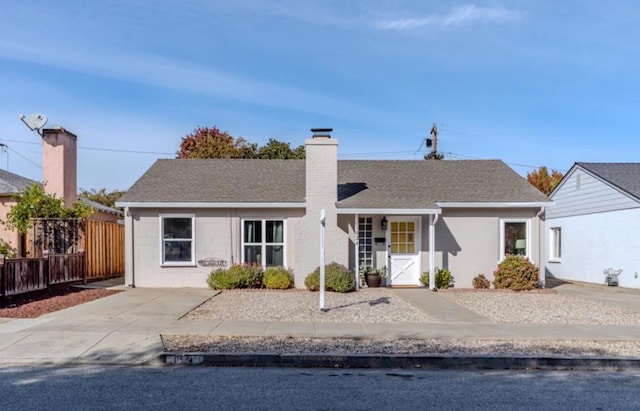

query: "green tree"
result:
(79, 188), (125, 209)
(4, 183), (93, 235)
(258, 138), (305, 159)
(527, 166), (564, 195)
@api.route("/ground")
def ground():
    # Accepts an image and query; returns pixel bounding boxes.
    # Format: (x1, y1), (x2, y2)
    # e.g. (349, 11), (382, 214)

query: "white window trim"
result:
(159, 214), (196, 267)
(241, 218), (287, 267)
(499, 218), (532, 263)
(549, 227), (562, 263)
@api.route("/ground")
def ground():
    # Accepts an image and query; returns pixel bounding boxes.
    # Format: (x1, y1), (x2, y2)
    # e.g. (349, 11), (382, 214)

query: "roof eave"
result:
(436, 201), (553, 208)
(116, 201), (306, 209)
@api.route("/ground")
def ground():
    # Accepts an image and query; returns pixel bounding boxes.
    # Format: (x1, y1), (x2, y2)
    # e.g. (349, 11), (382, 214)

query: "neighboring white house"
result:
(117, 129), (551, 289)
(545, 162), (640, 288)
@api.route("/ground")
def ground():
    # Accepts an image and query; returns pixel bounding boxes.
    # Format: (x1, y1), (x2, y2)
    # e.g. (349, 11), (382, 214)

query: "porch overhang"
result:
(337, 208), (442, 215)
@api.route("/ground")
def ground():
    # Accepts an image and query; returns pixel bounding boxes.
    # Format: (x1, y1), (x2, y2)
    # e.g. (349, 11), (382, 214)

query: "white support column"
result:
(354, 213), (359, 289)
(429, 214), (436, 290)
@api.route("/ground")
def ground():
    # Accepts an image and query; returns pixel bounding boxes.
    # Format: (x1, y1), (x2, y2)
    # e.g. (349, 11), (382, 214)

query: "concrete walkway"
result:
(1, 279), (640, 366)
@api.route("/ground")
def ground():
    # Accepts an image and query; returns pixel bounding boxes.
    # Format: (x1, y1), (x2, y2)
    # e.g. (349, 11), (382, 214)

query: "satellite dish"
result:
(19, 113), (48, 135)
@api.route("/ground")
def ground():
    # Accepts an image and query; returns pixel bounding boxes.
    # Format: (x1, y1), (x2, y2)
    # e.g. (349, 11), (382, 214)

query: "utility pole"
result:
(424, 123), (443, 160)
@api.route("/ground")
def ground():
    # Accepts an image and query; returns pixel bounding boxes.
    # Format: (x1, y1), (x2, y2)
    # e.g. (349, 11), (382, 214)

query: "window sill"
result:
(548, 259), (562, 264)
(161, 262), (196, 268)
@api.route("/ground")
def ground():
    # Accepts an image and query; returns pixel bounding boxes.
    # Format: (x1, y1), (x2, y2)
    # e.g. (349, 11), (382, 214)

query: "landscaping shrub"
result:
(492, 255), (539, 291)
(305, 262), (355, 293)
(472, 274), (491, 289)
(263, 267), (294, 289)
(419, 268), (453, 289)
(207, 264), (263, 289)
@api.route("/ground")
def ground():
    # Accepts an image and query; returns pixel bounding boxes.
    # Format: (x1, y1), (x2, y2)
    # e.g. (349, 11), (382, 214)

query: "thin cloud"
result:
(376, 4), (520, 31)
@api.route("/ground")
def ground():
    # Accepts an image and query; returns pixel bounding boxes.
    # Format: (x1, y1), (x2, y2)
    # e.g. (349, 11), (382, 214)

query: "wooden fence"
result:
(0, 253), (85, 298)
(25, 219), (125, 281)
(85, 219), (124, 280)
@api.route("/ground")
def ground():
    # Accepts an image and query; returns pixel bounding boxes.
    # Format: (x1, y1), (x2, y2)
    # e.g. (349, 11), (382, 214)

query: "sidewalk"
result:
(1, 279), (639, 367)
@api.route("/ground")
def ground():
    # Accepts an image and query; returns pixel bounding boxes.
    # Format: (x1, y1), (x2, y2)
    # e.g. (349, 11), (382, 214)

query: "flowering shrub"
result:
(492, 255), (539, 291)
(263, 267), (295, 289)
(305, 262), (355, 293)
(419, 268), (453, 289)
(472, 274), (491, 289)
(207, 264), (263, 289)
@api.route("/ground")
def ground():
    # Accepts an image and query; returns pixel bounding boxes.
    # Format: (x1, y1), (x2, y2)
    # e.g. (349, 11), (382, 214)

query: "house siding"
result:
(422, 208), (542, 288)
(545, 208), (640, 288)
(547, 168), (640, 219)
(125, 207), (304, 288)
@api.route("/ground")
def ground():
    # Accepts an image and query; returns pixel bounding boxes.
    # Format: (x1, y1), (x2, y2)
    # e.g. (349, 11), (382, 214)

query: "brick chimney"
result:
(42, 127), (77, 206)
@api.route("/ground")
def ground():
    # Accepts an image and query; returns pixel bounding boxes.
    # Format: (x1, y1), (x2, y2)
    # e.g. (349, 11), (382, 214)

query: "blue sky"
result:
(1, 1), (638, 191)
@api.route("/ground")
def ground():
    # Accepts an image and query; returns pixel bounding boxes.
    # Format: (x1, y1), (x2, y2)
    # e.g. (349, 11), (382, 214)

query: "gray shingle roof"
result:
(120, 158), (549, 207)
(337, 160), (550, 208)
(119, 159), (306, 203)
(577, 162), (640, 199)
(0, 169), (36, 195)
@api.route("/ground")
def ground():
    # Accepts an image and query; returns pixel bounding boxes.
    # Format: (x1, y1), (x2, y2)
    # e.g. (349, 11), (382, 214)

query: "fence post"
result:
(82, 253), (87, 284)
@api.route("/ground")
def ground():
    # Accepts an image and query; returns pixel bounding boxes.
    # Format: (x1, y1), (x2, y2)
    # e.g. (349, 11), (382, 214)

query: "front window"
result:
(161, 215), (195, 265)
(550, 227), (561, 260)
(500, 219), (529, 258)
(243, 219), (285, 267)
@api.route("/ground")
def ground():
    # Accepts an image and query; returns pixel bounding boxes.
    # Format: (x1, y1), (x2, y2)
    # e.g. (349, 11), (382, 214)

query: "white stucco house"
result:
(545, 162), (640, 288)
(116, 129), (551, 289)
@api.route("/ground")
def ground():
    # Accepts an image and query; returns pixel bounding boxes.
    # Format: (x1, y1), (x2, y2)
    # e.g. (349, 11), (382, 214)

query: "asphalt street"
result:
(0, 365), (639, 410)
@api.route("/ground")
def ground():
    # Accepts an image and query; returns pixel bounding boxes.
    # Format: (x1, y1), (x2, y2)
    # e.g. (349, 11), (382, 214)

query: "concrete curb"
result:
(161, 352), (640, 371)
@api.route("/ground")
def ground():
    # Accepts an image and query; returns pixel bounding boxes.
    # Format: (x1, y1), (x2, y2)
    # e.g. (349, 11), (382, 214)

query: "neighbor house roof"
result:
(576, 162), (640, 200)
(119, 158), (550, 208)
(0, 169), (36, 196)
(337, 160), (550, 209)
(118, 159), (306, 204)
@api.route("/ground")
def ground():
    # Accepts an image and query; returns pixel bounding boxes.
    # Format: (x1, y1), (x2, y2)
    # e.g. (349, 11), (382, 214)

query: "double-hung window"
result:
(358, 217), (373, 268)
(500, 219), (530, 259)
(243, 219), (285, 267)
(160, 214), (195, 265)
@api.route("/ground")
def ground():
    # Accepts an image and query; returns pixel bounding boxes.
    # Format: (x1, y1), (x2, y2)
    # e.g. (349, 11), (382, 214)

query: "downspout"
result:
(429, 213), (439, 291)
(354, 213), (359, 289)
(126, 207), (135, 288)
(228, 210), (234, 265)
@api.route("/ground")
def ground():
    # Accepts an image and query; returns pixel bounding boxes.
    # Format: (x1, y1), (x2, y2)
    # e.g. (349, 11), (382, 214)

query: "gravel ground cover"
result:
(0, 286), (121, 318)
(438, 289), (640, 326)
(167, 287), (640, 357)
(184, 289), (434, 323)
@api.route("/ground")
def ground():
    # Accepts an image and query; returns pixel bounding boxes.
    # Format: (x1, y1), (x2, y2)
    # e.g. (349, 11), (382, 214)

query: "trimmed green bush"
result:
(207, 264), (263, 289)
(263, 267), (294, 289)
(472, 274), (491, 289)
(492, 255), (539, 291)
(420, 268), (453, 289)
(305, 262), (355, 293)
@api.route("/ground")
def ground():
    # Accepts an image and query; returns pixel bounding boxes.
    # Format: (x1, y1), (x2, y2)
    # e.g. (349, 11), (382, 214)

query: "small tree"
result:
(176, 126), (256, 159)
(4, 183), (93, 254)
(79, 188), (125, 209)
(527, 166), (563, 195)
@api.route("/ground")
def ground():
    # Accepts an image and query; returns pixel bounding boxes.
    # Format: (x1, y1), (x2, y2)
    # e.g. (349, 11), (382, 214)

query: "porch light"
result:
(381, 216), (388, 231)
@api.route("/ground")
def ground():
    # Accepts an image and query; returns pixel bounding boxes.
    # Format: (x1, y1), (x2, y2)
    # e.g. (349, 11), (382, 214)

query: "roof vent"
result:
(311, 128), (332, 138)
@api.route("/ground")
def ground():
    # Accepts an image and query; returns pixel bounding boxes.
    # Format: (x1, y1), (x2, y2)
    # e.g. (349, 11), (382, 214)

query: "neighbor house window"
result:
(243, 220), (285, 267)
(550, 227), (561, 260)
(358, 217), (373, 268)
(500, 219), (530, 259)
(160, 215), (195, 265)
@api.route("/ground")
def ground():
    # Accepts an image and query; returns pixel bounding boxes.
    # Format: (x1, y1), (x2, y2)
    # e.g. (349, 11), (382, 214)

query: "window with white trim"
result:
(550, 227), (561, 260)
(243, 220), (285, 267)
(358, 217), (373, 268)
(500, 219), (530, 258)
(160, 215), (195, 265)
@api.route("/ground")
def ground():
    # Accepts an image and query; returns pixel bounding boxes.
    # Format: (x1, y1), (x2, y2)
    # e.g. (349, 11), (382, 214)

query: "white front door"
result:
(387, 217), (421, 286)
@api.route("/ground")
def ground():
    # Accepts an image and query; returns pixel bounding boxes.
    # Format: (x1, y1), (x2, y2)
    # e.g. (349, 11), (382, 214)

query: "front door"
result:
(387, 217), (421, 286)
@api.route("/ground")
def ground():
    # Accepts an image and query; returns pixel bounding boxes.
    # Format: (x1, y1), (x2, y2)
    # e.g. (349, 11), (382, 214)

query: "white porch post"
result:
(429, 214), (436, 290)
(354, 213), (359, 289)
